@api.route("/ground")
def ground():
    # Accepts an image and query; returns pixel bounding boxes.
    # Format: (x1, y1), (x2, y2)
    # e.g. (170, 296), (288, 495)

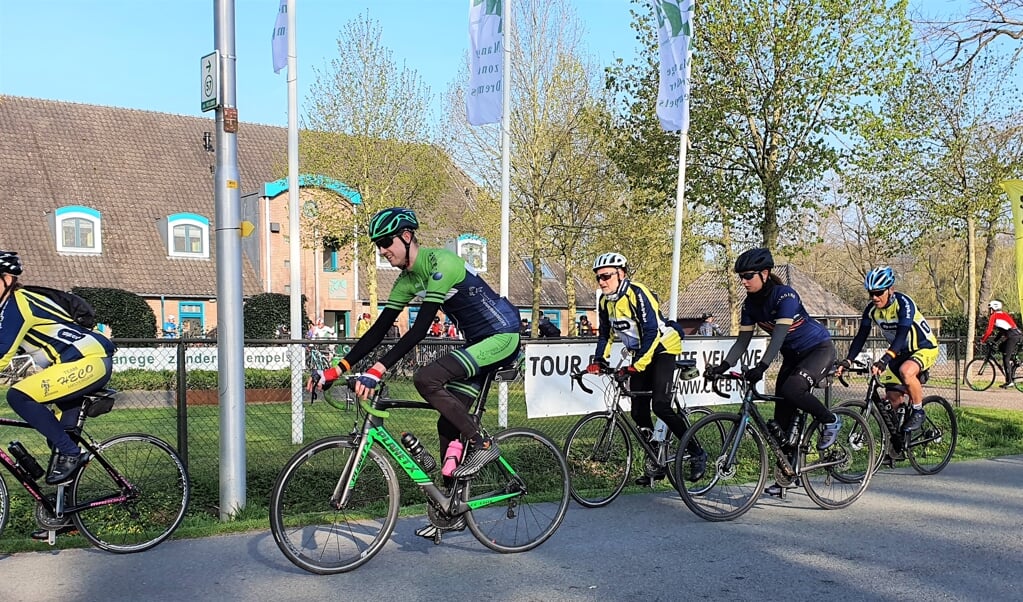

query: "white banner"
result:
(467, 0), (504, 125)
(523, 339), (767, 418)
(649, 0), (693, 132)
(111, 346), (294, 372)
(271, 0), (288, 74)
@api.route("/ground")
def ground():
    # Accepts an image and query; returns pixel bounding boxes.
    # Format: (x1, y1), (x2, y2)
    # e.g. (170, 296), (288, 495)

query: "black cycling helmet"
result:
(368, 207), (419, 243)
(0, 250), (23, 276)
(734, 248), (774, 273)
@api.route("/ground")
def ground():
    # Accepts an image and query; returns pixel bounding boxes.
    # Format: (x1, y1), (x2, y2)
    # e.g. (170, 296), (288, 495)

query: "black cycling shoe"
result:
(45, 451), (89, 485)
(634, 471), (666, 487)
(30, 525), (77, 541)
(688, 450), (708, 482)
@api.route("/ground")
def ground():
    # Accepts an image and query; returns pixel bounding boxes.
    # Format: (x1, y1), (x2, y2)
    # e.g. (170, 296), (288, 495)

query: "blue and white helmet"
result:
(0, 250), (23, 276)
(864, 266), (895, 291)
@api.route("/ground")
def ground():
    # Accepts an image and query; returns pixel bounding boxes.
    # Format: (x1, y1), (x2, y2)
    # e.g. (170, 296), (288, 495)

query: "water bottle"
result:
(400, 432), (437, 472)
(651, 419), (668, 442)
(766, 419), (787, 444)
(787, 414), (805, 447)
(9, 441), (45, 480)
(441, 440), (464, 477)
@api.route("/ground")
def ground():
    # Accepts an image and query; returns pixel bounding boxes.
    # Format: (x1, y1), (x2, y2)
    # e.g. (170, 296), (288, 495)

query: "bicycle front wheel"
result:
(269, 436), (399, 574)
(964, 358), (995, 391)
(563, 412), (631, 508)
(837, 400), (889, 476)
(675, 413), (767, 522)
(465, 428), (570, 553)
(800, 407), (875, 510)
(71, 434), (190, 553)
(907, 395), (958, 475)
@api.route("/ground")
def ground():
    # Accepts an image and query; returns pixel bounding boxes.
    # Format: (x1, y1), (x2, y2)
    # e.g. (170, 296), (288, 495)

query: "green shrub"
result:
(75, 287), (157, 338)
(244, 293), (310, 339)
(109, 368), (176, 390)
(110, 368), (292, 391)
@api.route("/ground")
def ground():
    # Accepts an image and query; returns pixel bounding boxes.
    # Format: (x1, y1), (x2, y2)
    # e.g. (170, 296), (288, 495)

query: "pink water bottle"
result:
(441, 440), (465, 477)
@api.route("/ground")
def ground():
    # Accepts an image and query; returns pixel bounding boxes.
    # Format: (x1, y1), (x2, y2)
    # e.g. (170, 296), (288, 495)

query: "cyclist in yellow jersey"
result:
(837, 266), (938, 431)
(0, 250), (116, 485)
(586, 252), (706, 486)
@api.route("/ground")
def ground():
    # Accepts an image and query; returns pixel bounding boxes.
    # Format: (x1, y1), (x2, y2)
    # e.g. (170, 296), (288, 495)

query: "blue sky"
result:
(0, 0), (640, 127)
(0, 1), (1004, 129)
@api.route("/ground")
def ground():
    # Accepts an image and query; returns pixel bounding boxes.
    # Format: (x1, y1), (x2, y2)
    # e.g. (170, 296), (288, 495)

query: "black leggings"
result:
(999, 335), (1021, 382)
(628, 352), (701, 453)
(772, 342), (837, 431)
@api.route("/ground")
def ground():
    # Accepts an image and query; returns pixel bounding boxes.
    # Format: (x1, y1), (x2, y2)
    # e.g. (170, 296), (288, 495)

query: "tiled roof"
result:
(0, 95), (594, 309)
(0, 95), (267, 296)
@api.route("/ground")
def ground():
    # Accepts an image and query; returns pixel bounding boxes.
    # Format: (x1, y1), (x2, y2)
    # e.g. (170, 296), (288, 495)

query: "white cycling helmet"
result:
(988, 300), (1003, 311)
(593, 252), (628, 272)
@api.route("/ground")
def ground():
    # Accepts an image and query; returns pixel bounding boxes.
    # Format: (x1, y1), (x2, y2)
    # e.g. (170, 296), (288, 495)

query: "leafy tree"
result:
(301, 13), (448, 318)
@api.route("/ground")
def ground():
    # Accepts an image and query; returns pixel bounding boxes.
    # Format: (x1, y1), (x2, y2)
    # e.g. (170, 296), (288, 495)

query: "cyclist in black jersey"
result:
(706, 249), (841, 496)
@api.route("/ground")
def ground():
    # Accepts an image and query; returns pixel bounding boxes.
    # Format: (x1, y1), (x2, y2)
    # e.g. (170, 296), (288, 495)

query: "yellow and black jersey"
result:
(0, 288), (115, 370)
(848, 291), (937, 358)
(595, 281), (681, 372)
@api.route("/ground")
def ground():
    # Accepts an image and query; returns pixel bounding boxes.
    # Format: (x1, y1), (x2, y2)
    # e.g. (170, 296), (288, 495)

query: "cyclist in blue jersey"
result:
(0, 250), (116, 488)
(706, 248), (841, 496)
(309, 208), (521, 537)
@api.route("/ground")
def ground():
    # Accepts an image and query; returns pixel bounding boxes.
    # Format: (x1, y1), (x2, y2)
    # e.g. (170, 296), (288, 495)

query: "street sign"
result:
(201, 51), (220, 112)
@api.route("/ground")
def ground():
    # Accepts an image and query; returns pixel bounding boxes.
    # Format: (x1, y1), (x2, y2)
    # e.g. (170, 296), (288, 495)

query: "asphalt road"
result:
(2, 456), (1022, 602)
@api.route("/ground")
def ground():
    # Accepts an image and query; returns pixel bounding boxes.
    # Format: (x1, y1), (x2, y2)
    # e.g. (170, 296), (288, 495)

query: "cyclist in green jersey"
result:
(310, 208), (521, 505)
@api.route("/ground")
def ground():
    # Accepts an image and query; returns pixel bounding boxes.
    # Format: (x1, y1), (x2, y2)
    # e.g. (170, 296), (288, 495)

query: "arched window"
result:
(167, 213), (210, 258)
(55, 205), (102, 254)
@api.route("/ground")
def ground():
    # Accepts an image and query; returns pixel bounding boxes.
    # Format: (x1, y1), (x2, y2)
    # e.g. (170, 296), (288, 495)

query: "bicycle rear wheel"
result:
(675, 413), (767, 522)
(907, 395), (957, 475)
(464, 428), (570, 553)
(0, 475), (8, 539)
(563, 412), (631, 508)
(269, 436), (399, 574)
(71, 434), (189, 553)
(800, 408), (875, 510)
(964, 358), (995, 391)
(837, 400), (888, 476)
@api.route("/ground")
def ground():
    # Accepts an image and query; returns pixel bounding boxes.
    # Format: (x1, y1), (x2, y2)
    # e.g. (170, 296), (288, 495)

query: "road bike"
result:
(565, 359), (714, 507)
(269, 365), (571, 575)
(0, 354), (36, 386)
(838, 362), (957, 476)
(675, 367), (875, 522)
(0, 388), (190, 552)
(964, 342), (1023, 392)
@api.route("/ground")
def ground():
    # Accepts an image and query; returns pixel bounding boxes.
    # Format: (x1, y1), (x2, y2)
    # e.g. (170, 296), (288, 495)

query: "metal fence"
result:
(94, 334), (965, 519)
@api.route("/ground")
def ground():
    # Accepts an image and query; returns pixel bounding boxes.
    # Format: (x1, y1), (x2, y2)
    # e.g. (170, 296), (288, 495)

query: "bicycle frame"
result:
(0, 416), (135, 518)
(330, 371), (523, 517)
(712, 372), (849, 479)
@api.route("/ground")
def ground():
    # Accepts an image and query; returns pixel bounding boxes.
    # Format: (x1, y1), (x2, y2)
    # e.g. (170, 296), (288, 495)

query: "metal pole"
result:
(213, 0), (246, 519)
(285, 0), (305, 445)
(498, 0), (512, 428)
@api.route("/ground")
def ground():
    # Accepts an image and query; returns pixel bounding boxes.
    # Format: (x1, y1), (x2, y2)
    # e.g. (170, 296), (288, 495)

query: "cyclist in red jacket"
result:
(981, 300), (1022, 388)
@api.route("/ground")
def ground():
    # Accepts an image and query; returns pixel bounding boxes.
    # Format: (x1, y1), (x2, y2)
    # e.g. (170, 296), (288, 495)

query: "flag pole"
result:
(498, 0), (512, 428)
(668, 133), (687, 321)
(283, 0), (304, 443)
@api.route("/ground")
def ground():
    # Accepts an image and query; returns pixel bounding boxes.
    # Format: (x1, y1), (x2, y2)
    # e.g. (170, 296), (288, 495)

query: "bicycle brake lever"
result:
(571, 372), (594, 395)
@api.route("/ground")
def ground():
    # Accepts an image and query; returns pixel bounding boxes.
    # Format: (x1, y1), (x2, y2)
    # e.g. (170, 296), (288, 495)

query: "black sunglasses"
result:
(595, 272), (617, 282)
(738, 271), (759, 281)
(374, 235), (395, 249)
(869, 289), (888, 298)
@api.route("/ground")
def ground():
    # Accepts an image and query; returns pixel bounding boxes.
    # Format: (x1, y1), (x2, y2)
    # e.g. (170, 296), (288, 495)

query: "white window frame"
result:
(168, 213), (210, 258)
(55, 205), (102, 254)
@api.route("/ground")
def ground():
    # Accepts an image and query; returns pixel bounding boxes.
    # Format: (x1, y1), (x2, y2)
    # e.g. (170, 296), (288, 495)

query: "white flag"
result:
(272, 0), (288, 74)
(649, 0), (694, 132)
(467, 0), (504, 125)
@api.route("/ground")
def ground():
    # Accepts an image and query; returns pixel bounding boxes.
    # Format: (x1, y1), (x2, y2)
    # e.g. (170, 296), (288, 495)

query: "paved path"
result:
(2, 456), (1022, 602)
